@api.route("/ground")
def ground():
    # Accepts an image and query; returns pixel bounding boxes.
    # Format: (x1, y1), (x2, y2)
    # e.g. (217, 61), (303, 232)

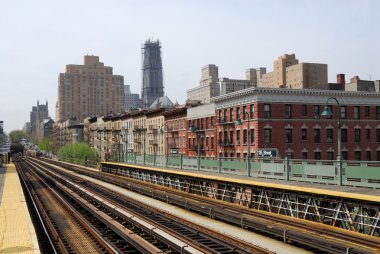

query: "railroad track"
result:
(38, 157), (380, 254)
(21, 156), (273, 254)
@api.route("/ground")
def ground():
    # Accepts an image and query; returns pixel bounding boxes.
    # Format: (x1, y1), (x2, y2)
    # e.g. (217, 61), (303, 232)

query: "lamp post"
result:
(160, 123), (169, 159)
(236, 110), (251, 177)
(321, 97), (342, 186)
(135, 127), (146, 164)
(189, 122), (202, 170)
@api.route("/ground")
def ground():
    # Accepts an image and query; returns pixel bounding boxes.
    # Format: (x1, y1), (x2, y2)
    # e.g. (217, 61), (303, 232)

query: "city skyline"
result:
(0, 0), (380, 132)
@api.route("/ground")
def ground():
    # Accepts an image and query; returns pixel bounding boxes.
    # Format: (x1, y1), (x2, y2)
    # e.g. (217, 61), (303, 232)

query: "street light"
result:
(134, 127), (146, 164)
(321, 97), (342, 186)
(189, 122), (202, 170)
(235, 110), (251, 177)
(160, 124), (169, 157)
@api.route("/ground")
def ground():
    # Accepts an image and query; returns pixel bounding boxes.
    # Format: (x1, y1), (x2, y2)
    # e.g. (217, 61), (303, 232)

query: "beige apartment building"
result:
(187, 64), (220, 104)
(146, 109), (166, 155)
(261, 54), (299, 88)
(286, 63), (328, 89)
(260, 54), (327, 89)
(132, 111), (147, 155)
(56, 55), (125, 122)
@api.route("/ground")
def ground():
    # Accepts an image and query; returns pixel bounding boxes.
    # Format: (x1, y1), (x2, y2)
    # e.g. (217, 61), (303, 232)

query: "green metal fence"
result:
(75, 153), (380, 189)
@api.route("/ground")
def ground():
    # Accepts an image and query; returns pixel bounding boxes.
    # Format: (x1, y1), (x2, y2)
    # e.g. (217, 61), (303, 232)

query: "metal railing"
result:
(107, 153), (380, 189)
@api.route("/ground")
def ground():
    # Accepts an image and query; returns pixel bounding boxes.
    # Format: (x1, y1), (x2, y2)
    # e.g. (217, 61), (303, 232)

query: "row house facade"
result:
(187, 104), (217, 158)
(146, 109), (166, 156)
(121, 113), (134, 155)
(212, 87), (380, 161)
(163, 108), (188, 155)
(54, 119), (84, 150)
(132, 110), (148, 155)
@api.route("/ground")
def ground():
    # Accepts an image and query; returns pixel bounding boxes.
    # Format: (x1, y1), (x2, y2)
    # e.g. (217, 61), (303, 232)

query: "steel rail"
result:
(30, 157), (273, 254)
(16, 159), (122, 254)
(37, 157), (380, 254)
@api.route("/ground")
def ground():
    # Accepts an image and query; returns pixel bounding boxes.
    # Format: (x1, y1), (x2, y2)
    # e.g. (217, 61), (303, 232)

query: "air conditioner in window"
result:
(327, 138), (333, 143)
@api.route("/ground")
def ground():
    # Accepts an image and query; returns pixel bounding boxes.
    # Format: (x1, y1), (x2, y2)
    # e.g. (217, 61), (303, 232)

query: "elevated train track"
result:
(18, 156), (272, 254)
(37, 157), (380, 253)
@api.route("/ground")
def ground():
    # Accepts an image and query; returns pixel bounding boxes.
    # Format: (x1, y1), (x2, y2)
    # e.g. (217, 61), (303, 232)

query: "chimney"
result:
(337, 74), (345, 85)
(350, 76), (360, 83)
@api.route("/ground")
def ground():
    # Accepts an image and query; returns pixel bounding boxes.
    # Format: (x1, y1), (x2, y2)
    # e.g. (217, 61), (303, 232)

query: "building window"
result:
(327, 129), (333, 143)
(366, 129), (371, 141)
(366, 151), (371, 161)
(377, 129), (380, 142)
(340, 106), (347, 119)
(229, 109), (234, 122)
(355, 151), (361, 161)
(211, 117), (214, 128)
(285, 104), (292, 119)
(313, 105), (320, 119)
(314, 152), (321, 160)
(250, 129), (255, 144)
(301, 105), (307, 116)
(243, 106), (247, 120)
(342, 151), (348, 160)
(285, 129), (292, 143)
(365, 106), (370, 117)
(211, 137), (214, 149)
(243, 129), (248, 145)
(218, 110), (222, 123)
(313, 129), (320, 143)
(377, 151), (380, 161)
(377, 107), (380, 120)
(264, 129), (271, 144)
(236, 130), (241, 144)
(224, 109), (227, 122)
(236, 107), (240, 121)
(301, 152), (308, 160)
(327, 152), (334, 160)
(250, 104), (254, 119)
(301, 128), (307, 141)
(264, 104), (271, 119)
(354, 106), (360, 120)
(218, 132), (222, 145)
(224, 130), (228, 145)
(230, 130), (234, 144)
(355, 129), (361, 143)
(205, 117), (208, 129)
(341, 129), (348, 143)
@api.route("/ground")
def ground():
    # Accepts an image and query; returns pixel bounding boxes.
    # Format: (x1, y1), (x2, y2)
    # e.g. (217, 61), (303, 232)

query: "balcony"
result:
(149, 139), (158, 145)
(218, 119), (234, 125)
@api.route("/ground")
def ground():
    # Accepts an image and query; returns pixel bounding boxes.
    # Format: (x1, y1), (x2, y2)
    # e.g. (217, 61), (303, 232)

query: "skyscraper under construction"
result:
(141, 39), (164, 108)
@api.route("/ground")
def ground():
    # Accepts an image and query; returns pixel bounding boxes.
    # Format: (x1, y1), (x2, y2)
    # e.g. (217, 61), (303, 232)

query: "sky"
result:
(0, 0), (379, 133)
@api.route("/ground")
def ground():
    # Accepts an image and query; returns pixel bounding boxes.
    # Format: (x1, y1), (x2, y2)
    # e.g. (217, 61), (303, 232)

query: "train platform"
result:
(0, 164), (40, 254)
(107, 162), (380, 203)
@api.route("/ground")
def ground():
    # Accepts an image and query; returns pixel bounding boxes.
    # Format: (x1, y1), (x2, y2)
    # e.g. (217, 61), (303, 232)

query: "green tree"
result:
(9, 130), (30, 144)
(38, 138), (53, 152)
(58, 142), (98, 164)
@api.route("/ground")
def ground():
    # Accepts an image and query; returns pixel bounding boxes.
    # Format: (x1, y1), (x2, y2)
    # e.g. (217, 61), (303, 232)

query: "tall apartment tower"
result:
(141, 39), (164, 108)
(56, 55), (125, 122)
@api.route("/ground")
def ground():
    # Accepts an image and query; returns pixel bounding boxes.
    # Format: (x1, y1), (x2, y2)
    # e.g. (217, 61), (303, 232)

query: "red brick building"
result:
(186, 104), (217, 158)
(163, 108), (188, 155)
(212, 87), (380, 161)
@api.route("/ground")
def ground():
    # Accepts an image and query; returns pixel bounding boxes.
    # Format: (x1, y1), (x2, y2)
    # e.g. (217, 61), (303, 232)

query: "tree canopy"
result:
(58, 142), (98, 162)
(38, 138), (54, 152)
(9, 130), (30, 144)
